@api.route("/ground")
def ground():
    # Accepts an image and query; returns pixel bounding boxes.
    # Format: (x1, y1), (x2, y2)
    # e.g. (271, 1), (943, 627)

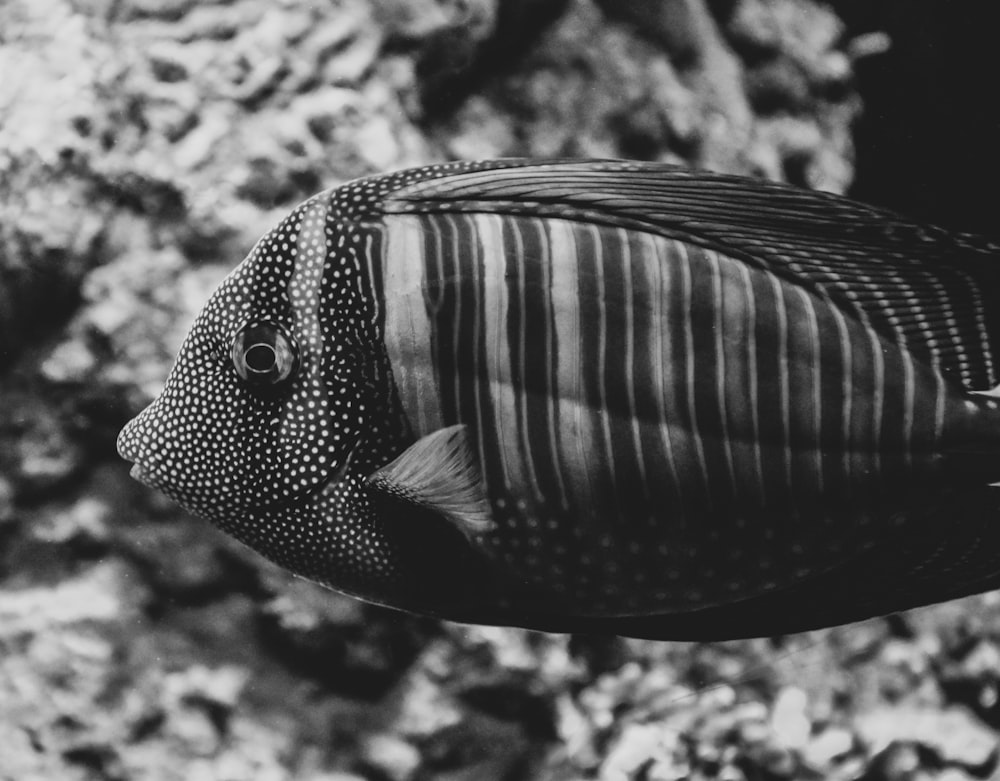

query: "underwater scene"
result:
(3, 0), (1000, 778)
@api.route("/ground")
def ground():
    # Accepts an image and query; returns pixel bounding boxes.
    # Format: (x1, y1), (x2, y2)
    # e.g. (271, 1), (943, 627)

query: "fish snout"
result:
(117, 411), (161, 487)
(116, 415), (143, 463)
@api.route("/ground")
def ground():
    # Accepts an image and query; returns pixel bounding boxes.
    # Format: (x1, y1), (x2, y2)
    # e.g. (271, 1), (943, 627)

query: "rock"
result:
(555, 641), (839, 781)
(600, 723), (683, 781)
(77, 248), (230, 404)
(116, 517), (241, 602)
(953, 640), (1000, 680)
(172, 105), (234, 170)
(306, 775), (368, 781)
(373, 0), (454, 40)
(322, 28), (381, 86)
(39, 339), (99, 385)
(0, 170), (108, 364)
(256, 578), (434, 697)
(0, 475), (15, 528)
(769, 686), (811, 750)
(729, 0), (845, 64)
(802, 727), (855, 769)
(856, 706), (998, 770)
(442, 96), (519, 160)
(457, 682), (558, 741)
(379, 628), (576, 778)
(417, 712), (538, 781)
(935, 627), (1000, 726)
(0, 561), (151, 779)
(292, 87), (364, 144)
(0, 561), (141, 639)
(354, 114), (402, 171)
(738, 715), (798, 778)
(30, 496), (112, 553)
(553, 693), (601, 771)
(160, 664), (249, 755)
(839, 635), (941, 714)
(5, 402), (85, 496)
(413, 0), (567, 113)
(162, 663), (248, 713)
(866, 741), (923, 781)
(435, 0), (856, 186)
(0, 721), (65, 779)
(359, 733), (422, 781)
(0, 0), (106, 162)
(389, 661), (466, 740)
(147, 40), (192, 82)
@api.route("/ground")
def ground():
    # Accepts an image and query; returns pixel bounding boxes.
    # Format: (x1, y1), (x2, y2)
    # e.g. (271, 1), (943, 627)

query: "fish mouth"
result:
(118, 423), (151, 485)
(122, 454), (167, 491)
(128, 461), (155, 486)
(118, 420), (169, 490)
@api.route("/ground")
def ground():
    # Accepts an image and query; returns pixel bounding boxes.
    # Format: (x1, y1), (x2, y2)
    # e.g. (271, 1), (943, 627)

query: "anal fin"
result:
(367, 425), (496, 539)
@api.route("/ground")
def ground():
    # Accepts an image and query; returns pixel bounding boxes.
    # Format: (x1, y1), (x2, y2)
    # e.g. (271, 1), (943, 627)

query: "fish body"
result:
(118, 159), (1000, 639)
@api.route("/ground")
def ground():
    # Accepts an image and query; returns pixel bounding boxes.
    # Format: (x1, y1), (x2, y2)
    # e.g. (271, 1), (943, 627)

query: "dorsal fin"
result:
(382, 159), (1000, 391)
(367, 425), (495, 539)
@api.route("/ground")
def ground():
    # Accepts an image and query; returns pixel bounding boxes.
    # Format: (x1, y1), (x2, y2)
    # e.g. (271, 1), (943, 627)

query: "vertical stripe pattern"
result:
(381, 217), (444, 434)
(378, 212), (967, 611)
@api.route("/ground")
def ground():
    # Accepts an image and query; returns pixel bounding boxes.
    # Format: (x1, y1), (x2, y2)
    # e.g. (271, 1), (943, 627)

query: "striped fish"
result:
(118, 159), (1000, 639)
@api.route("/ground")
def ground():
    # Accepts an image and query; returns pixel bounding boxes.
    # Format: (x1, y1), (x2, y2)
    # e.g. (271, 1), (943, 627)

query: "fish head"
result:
(117, 197), (368, 528)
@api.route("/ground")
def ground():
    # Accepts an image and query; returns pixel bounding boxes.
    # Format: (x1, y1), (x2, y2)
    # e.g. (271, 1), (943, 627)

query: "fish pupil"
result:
(245, 343), (277, 374)
(231, 320), (298, 386)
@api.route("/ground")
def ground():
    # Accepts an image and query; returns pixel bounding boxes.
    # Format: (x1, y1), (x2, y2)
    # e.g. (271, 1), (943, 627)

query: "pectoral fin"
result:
(367, 425), (495, 539)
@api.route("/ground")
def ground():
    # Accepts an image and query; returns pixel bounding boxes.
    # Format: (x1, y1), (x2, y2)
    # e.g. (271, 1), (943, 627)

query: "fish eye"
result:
(231, 321), (298, 387)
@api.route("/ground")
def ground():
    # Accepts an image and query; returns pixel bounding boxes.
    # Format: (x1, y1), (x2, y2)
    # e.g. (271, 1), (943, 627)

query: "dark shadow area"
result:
(835, 1), (1000, 237)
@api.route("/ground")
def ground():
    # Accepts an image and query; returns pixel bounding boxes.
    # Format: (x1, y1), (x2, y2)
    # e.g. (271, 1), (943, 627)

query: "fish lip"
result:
(125, 459), (164, 489)
(128, 462), (150, 484)
(118, 417), (166, 489)
(118, 437), (164, 489)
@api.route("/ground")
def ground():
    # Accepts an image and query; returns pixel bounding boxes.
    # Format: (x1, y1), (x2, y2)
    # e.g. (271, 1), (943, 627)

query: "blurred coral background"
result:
(2, 1), (1000, 779)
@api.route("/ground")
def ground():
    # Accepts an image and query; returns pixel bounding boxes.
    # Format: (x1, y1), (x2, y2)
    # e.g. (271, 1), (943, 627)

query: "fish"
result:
(117, 158), (1000, 640)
